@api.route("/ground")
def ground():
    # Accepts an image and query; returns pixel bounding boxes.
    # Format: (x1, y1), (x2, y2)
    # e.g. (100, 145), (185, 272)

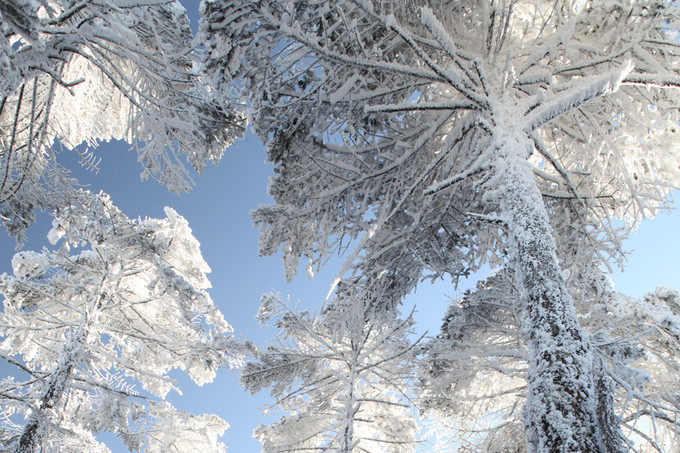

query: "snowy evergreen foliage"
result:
(421, 269), (680, 452)
(0, 191), (241, 452)
(0, 0), (245, 241)
(202, 1), (680, 450)
(420, 270), (527, 453)
(241, 289), (419, 452)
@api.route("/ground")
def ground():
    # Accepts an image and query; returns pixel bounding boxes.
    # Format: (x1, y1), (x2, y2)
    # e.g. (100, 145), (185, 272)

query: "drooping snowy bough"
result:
(0, 191), (242, 452)
(202, 1), (680, 451)
(0, 0), (245, 241)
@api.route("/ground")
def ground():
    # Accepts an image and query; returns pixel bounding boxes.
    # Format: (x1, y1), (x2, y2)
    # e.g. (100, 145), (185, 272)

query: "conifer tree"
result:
(202, 1), (680, 450)
(0, 191), (242, 452)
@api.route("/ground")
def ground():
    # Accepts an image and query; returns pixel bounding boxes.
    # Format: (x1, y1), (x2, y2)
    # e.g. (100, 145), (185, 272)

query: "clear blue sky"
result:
(0, 2), (678, 450)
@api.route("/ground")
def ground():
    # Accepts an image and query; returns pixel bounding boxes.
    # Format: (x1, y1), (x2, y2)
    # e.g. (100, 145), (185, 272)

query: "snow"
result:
(11, 251), (49, 279)
(2, 0), (680, 451)
(0, 191), (241, 451)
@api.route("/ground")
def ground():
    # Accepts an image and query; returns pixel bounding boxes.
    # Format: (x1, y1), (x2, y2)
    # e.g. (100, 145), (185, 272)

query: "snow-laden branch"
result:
(523, 60), (634, 133)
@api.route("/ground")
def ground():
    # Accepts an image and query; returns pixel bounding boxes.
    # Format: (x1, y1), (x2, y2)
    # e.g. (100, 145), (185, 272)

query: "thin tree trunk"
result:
(14, 325), (86, 453)
(341, 340), (359, 453)
(594, 357), (625, 453)
(497, 133), (601, 452)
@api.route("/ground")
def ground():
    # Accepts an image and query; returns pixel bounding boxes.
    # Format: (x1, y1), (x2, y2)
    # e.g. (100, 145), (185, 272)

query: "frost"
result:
(11, 251), (49, 279)
(421, 270), (680, 452)
(0, 192), (241, 451)
(0, 0), (246, 241)
(305, 258), (315, 279)
(206, 0), (680, 450)
(244, 292), (419, 452)
(328, 74), (360, 104)
(46, 222), (64, 245)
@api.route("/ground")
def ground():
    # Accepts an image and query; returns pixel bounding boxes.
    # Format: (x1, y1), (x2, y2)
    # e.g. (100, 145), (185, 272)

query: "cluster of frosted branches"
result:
(242, 289), (419, 452)
(0, 0), (245, 241)
(0, 191), (242, 452)
(0, 0), (678, 451)
(204, 0), (679, 292)
(420, 269), (680, 452)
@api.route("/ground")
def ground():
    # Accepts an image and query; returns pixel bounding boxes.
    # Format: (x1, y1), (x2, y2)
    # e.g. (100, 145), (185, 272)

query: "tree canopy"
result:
(242, 290), (419, 452)
(0, 0), (245, 241)
(0, 0), (678, 451)
(202, 0), (680, 450)
(0, 191), (242, 452)
(421, 269), (680, 452)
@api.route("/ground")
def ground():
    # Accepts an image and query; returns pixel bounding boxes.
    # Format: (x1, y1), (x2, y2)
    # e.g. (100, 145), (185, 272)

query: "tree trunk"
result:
(496, 133), (601, 452)
(594, 357), (625, 453)
(14, 325), (86, 453)
(341, 340), (359, 453)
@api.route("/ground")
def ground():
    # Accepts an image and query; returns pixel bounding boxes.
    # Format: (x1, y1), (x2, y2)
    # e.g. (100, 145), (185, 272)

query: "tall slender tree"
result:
(242, 290), (419, 452)
(0, 0), (245, 241)
(202, 1), (680, 450)
(0, 191), (242, 452)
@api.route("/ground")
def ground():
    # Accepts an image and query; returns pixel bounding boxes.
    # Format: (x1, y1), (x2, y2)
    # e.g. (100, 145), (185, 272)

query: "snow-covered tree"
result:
(0, 0), (245, 241)
(202, 1), (680, 450)
(420, 269), (680, 452)
(241, 290), (419, 452)
(419, 270), (527, 453)
(0, 191), (242, 452)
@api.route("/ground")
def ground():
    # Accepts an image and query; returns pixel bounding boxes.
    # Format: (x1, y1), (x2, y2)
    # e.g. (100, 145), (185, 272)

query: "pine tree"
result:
(0, 191), (242, 452)
(202, 1), (680, 450)
(242, 290), (419, 452)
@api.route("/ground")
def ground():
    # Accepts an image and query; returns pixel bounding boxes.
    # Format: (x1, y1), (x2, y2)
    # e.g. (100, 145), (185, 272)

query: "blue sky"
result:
(0, 2), (679, 450)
